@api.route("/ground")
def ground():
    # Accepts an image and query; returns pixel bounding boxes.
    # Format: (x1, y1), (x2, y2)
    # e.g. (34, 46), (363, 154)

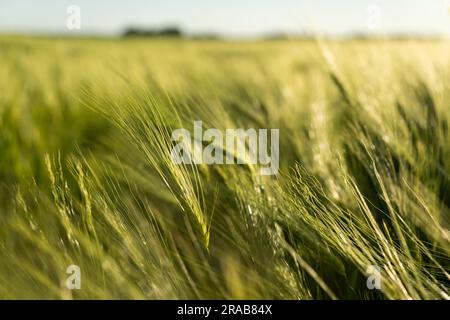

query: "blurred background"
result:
(0, 0), (449, 38)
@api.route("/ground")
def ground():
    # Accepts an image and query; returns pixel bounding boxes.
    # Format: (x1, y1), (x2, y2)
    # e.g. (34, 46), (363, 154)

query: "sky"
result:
(0, 0), (449, 37)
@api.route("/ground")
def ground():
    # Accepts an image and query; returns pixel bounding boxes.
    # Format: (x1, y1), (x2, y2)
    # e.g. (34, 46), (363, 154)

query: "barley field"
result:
(0, 35), (449, 299)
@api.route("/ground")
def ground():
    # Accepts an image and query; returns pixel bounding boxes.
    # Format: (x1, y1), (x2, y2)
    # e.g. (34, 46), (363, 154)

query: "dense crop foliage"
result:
(0, 36), (449, 299)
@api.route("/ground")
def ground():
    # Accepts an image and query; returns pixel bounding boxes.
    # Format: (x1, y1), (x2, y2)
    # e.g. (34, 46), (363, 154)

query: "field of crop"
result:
(0, 35), (449, 299)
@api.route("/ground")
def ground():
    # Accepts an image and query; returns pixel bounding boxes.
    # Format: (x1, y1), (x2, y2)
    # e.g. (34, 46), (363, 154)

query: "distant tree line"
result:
(123, 27), (183, 38)
(122, 27), (443, 41)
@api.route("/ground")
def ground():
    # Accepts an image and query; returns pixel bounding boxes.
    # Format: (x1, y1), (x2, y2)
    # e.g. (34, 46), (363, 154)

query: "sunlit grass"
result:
(0, 35), (449, 299)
